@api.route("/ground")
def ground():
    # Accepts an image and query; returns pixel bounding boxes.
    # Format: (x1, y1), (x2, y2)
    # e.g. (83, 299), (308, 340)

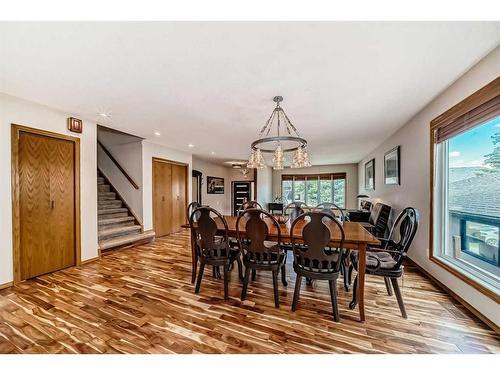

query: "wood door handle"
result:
(50, 200), (55, 209)
(162, 196), (165, 202)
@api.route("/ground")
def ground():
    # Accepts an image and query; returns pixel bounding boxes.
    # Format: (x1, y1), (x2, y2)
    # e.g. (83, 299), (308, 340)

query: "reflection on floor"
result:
(0, 230), (498, 353)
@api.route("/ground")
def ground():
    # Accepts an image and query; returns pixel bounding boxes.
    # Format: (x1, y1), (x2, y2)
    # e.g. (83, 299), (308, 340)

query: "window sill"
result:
(430, 254), (500, 303)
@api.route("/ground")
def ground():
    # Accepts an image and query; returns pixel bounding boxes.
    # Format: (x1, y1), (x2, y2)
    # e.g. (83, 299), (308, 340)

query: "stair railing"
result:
(97, 140), (139, 190)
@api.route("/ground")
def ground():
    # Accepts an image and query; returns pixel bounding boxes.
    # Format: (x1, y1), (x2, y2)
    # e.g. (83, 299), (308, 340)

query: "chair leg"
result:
(390, 277), (407, 318)
(342, 264), (350, 292)
(251, 269), (257, 281)
(241, 266), (251, 301)
(223, 264), (229, 301)
(292, 275), (303, 311)
(272, 270), (280, 308)
(384, 277), (393, 296)
(195, 258), (206, 294)
(281, 264), (288, 286)
(349, 275), (358, 310)
(236, 255), (244, 282)
(329, 279), (340, 322)
(347, 264), (353, 285)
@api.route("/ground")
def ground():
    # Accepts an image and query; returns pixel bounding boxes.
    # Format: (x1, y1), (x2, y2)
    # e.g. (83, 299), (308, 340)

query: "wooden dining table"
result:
(183, 215), (380, 322)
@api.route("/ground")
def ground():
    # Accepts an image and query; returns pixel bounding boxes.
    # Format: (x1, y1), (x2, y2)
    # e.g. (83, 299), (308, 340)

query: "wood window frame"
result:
(11, 124), (81, 284)
(429, 77), (500, 303)
(281, 172), (347, 207)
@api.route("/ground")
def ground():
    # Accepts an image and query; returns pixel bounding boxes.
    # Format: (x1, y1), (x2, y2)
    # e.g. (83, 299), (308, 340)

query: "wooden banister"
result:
(97, 140), (139, 190)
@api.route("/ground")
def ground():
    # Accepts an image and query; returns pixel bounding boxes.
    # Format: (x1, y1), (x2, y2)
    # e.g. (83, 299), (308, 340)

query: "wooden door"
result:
(153, 160), (172, 237)
(152, 159), (187, 237)
(18, 132), (76, 280)
(171, 163), (187, 232)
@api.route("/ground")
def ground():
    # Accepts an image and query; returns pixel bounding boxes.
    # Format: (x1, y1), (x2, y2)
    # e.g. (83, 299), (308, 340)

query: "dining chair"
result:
(238, 200), (263, 212)
(290, 211), (347, 322)
(186, 201), (201, 224)
(348, 207), (420, 318)
(315, 202), (347, 222)
(189, 206), (241, 300)
(237, 208), (287, 307)
(360, 202), (392, 238)
(284, 201), (311, 222)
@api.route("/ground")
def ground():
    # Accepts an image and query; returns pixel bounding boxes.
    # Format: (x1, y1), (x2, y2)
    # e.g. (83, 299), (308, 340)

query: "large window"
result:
(281, 173), (346, 208)
(431, 81), (500, 300)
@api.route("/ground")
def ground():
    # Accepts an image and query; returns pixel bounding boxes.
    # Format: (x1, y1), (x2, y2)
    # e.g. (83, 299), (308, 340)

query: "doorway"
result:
(11, 125), (80, 283)
(192, 169), (202, 203)
(152, 158), (188, 237)
(232, 181), (254, 216)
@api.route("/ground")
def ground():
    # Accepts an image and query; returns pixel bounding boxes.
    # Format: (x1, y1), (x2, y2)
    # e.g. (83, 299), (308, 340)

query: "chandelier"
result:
(247, 96), (311, 170)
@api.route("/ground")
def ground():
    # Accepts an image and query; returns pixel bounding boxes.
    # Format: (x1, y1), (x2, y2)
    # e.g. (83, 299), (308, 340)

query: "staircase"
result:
(97, 171), (155, 251)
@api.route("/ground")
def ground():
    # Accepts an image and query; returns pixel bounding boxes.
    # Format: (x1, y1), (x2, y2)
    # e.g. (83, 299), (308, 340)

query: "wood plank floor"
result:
(0, 230), (498, 354)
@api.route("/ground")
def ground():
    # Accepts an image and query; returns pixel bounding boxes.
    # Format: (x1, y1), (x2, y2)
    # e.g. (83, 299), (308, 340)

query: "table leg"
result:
(191, 234), (198, 284)
(357, 243), (366, 322)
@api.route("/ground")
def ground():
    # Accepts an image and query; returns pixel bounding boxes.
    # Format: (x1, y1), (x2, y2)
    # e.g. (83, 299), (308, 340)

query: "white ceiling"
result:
(1, 22), (499, 165)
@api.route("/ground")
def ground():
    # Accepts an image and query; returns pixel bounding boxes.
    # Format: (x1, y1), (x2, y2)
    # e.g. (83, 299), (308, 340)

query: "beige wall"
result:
(272, 163), (359, 209)
(357, 46), (500, 326)
(192, 156), (231, 214)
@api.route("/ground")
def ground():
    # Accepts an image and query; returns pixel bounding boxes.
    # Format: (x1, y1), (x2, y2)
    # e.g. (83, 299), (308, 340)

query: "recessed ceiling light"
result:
(188, 144), (194, 148)
(211, 151), (216, 155)
(154, 131), (161, 136)
(98, 112), (111, 118)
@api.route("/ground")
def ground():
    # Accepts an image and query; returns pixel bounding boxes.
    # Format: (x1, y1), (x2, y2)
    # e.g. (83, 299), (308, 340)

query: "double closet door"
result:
(153, 158), (187, 237)
(16, 129), (78, 281)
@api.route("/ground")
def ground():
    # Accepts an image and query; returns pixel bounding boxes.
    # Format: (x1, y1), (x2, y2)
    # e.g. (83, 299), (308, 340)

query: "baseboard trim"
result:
(80, 256), (100, 265)
(0, 281), (13, 290)
(407, 258), (500, 334)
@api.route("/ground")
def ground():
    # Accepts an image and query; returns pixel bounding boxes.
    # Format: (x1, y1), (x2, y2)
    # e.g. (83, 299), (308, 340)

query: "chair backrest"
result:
(315, 202), (346, 222)
(285, 201), (311, 222)
(387, 207), (419, 267)
(186, 201), (201, 224)
(290, 211), (346, 273)
(239, 200), (263, 212)
(369, 202), (392, 237)
(189, 206), (229, 258)
(236, 208), (281, 264)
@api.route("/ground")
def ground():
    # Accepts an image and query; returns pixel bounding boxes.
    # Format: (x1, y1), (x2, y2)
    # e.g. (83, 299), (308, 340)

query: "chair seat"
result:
(244, 250), (286, 265)
(351, 250), (397, 270)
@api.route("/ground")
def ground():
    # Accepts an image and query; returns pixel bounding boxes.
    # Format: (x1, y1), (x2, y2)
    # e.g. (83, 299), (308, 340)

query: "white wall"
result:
(192, 156), (232, 214)
(357, 46), (500, 326)
(142, 141), (192, 231)
(0, 93), (98, 285)
(272, 163), (359, 209)
(257, 167), (273, 210)
(97, 139), (144, 222)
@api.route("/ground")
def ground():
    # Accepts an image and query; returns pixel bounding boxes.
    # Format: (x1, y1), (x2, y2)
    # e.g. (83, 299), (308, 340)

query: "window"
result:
(281, 173), (346, 208)
(431, 79), (500, 300)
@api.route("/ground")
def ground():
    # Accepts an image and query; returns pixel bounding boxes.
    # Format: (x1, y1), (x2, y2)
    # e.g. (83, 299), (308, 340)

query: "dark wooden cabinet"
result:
(268, 203), (284, 215)
(346, 209), (371, 222)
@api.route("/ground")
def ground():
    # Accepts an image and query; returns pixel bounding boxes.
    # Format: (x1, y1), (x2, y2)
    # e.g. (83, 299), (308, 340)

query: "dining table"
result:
(183, 215), (380, 322)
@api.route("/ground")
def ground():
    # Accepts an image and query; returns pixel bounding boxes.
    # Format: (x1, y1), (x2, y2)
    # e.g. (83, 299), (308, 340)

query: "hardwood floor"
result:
(0, 230), (498, 354)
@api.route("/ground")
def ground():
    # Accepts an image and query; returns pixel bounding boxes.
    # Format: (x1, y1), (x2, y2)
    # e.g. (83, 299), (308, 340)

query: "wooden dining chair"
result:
(239, 200), (263, 211)
(315, 202), (347, 222)
(290, 211), (347, 322)
(186, 201), (201, 224)
(189, 206), (241, 300)
(237, 208), (286, 307)
(285, 201), (311, 222)
(348, 207), (419, 318)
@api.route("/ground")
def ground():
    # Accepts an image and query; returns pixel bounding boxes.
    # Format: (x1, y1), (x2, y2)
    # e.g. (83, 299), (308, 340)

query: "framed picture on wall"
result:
(364, 158), (375, 190)
(207, 176), (224, 194)
(384, 146), (400, 185)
